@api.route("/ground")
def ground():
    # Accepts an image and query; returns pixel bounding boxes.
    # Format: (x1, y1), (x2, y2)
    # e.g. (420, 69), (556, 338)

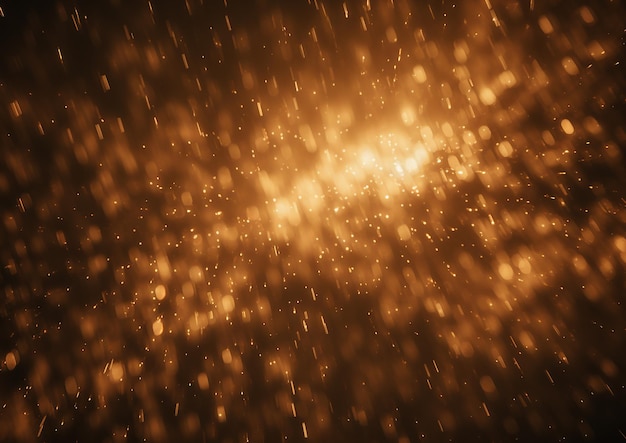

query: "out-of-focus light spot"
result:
(561, 57), (580, 76)
(299, 124), (318, 153)
(65, 377), (78, 396)
(479, 88), (497, 106)
(587, 41), (606, 60)
(560, 119), (575, 135)
(216, 406), (227, 422)
(359, 149), (376, 167)
(155, 284), (167, 300)
(222, 294), (235, 313)
(385, 27), (398, 43)
(5, 351), (18, 370)
(401, 106), (417, 126)
(181, 191), (193, 206)
(152, 318), (164, 336)
(516, 256), (532, 275)
(454, 40), (469, 63)
(497, 140), (514, 157)
(197, 372), (209, 390)
(538, 15), (554, 34)
(480, 376), (497, 394)
(222, 348), (233, 364)
(579, 6), (596, 24)
(397, 224), (411, 241)
(412, 65), (427, 83)
(156, 254), (172, 281)
(218, 167), (233, 190)
(583, 117), (602, 135)
(189, 265), (204, 282)
(498, 262), (514, 281)
(478, 125), (492, 140)
(110, 362), (124, 381)
(498, 70), (516, 88)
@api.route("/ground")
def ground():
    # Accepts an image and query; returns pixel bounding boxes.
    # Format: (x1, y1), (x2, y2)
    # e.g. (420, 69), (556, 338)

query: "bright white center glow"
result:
(265, 125), (435, 242)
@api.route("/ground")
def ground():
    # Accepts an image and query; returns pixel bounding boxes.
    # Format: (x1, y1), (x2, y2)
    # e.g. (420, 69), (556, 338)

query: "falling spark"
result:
(38, 416), (47, 437)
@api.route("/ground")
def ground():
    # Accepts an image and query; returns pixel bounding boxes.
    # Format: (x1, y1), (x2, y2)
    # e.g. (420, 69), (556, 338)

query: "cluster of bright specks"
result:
(1, 0), (625, 441)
